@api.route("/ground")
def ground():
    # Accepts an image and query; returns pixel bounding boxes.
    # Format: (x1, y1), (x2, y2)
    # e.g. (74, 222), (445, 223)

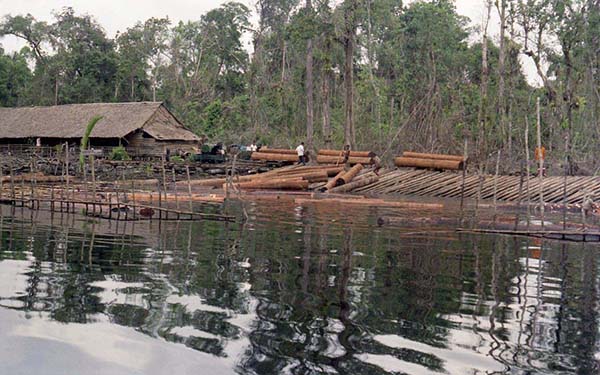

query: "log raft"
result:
(349, 168), (600, 205)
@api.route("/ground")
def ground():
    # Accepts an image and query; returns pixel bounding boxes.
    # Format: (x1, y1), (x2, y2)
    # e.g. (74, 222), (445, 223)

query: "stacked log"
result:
(316, 155), (374, 165)
(394, 151), (465, 171)
(316, 149), (375, 165)
(251, 152), (298, 162)
(319, 149), (373, 157)
(401, 151), (465, 162)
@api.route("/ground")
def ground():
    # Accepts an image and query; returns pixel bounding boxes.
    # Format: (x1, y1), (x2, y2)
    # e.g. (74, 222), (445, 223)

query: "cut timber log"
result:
(257, 148), (297, 155)
(317, 155), (373, 165)
(319, 149), (373, 157)
(402, 151), (465, 162)
(339, 164), (364, 184)
(323, 170), (347, 191)
(394, 157), (464, 170)
(329, 175), (379, 193)
(251, 152), (299, 162)
(232, 177), (309, 190)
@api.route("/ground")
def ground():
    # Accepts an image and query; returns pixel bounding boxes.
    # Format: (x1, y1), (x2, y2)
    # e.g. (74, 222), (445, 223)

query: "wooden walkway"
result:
(353, 169), (600, 204)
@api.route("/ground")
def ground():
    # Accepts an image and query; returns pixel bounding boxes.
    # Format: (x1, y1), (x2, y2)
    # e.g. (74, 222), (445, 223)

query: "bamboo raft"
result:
(352, 169), (600, 205)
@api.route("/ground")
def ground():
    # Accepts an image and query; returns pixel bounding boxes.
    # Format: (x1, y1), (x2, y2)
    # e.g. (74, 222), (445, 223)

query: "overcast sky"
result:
(0, 0), (496, 49)
(1, 0), (534, 82)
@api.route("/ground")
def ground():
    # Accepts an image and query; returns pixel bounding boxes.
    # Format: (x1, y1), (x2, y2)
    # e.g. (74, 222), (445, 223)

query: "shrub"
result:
(170, 155), (185, 163)
(109, 145), (131, 161)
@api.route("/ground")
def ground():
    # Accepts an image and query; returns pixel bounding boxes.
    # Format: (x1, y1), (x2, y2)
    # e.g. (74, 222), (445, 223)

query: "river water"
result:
(0, 200), (599, 375)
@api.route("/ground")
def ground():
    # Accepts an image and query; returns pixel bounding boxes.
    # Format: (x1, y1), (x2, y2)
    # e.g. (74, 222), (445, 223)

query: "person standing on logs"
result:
(296, 142), (306, 165)
(370, 152), (382, 175)
(342, 144), (351, 169)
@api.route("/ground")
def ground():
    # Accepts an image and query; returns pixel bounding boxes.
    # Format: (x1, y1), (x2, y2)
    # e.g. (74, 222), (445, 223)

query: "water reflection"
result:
(0, 202), (599, 374)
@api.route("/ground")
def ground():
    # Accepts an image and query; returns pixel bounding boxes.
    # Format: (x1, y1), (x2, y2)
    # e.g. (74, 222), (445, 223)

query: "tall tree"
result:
(305, 0), (314, 153)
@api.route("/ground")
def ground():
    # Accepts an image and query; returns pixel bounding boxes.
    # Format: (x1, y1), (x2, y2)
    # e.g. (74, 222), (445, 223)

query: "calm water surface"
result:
(0, 200), (599, 375)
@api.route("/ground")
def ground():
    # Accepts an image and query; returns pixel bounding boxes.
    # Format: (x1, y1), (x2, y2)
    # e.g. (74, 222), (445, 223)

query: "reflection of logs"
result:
(317, 155), (373, 165)
(329, 176), (379, 193)
(318, 149), (373, 157)
(402, 152), (465, 162)
(250, 152), (299, 162)
(394, 157), (463, 170)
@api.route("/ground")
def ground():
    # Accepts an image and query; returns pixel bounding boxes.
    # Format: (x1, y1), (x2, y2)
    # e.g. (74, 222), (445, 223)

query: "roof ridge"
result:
(0, 101), (163, 110)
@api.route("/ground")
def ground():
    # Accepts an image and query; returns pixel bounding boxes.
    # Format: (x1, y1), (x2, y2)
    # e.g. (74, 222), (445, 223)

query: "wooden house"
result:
(0, 102), (200, 156)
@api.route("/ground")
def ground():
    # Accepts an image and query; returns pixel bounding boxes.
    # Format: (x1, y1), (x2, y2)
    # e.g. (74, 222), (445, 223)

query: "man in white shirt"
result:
(296, 142), (305, 165)
(248, 140), (258, 152)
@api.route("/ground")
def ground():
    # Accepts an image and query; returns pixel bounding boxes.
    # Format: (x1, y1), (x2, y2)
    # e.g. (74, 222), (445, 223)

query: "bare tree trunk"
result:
(306, 0), (314, 153)
(477, 1), (492, 161)
(343, 0), (357, 148)
(322, 67), (332, 148)
(54, 78), (59, 105)
(496, 0), (507, 147)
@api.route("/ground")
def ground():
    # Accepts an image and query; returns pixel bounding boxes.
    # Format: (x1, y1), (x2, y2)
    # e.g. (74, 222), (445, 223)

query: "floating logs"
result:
(316, 155), (374, 165)
(230, 177), (309, 190)
(402, 151), (466, 162)
(319, 149), (374, 158)
(251, 152), (299, 162)
(394, 157), (464, 171)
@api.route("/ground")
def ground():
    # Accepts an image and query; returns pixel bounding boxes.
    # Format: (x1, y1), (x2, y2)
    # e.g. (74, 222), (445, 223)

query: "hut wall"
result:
(124, 131), (197, 157)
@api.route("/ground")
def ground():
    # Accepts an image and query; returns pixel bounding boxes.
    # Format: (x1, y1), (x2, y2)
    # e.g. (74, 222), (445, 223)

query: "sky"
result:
(0, 0), (535, 83)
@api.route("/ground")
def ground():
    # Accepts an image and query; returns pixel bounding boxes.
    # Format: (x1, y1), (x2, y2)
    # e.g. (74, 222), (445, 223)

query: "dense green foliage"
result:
(109, 145), (131, 161)
(0, 0), (598, 170)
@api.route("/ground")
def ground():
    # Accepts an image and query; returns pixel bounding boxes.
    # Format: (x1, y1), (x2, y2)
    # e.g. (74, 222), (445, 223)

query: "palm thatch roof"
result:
(0, 102), (199, 141)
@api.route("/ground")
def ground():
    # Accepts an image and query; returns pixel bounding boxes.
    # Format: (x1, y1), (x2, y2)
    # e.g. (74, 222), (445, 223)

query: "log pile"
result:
(182, 164), (344, 191)
(394, 151), (465, 171)
(250, 149), (298, 162)
(316, 149), (375, 165)
(320, 163), (380, 193)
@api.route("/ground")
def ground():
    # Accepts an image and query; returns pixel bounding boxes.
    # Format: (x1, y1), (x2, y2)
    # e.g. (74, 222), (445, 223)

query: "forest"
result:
(0, 0), (599, 172)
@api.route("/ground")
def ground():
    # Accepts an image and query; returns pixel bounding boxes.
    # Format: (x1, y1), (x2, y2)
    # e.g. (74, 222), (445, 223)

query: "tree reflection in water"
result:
(0, 202), (599, 374)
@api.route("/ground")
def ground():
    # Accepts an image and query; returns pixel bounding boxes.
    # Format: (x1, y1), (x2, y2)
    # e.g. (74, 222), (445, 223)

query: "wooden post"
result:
(131, 180), (136, 220)
(161, 152), (167, 193)
(65, 143), (70, 208)
(116, 189), (121, 221)
(459, 137), (468, 211)
(562, 148), (569, 230)
(91, 154), (96, 203)
(173, 167), (179, 210)
(524, 116), (531, 227)
(10, 166), (15, 202)
(186, 165), (193, 212)
(492, 149), (501, 220)
(0, 163), (3, 201)
(536, 97), (544, 227)
(158, 181), (163, 221)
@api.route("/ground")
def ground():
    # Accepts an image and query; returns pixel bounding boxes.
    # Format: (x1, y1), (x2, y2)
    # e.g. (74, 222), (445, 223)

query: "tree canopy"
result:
(1, 0), (598, 170)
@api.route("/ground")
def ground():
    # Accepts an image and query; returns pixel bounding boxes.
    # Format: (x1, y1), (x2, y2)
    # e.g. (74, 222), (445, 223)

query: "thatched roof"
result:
(0, 102), (199, 141)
